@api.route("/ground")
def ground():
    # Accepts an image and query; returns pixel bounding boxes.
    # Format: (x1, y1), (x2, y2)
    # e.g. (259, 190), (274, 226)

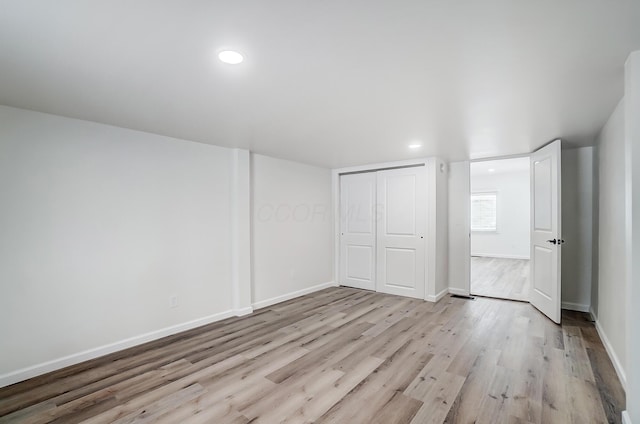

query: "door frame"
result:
(332, 157), (444, 302)
(457, 153), (533, 296)
(449, 153), (531, 296)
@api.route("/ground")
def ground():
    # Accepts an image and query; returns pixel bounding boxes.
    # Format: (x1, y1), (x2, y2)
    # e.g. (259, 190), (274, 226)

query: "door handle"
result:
(546, 239), (566, 245)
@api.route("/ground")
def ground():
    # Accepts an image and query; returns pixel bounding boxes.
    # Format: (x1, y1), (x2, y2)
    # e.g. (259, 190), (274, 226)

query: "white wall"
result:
(595, 99), (627, 389)
(422, 157), (449, 300)
(625, 50), (639, 424)
(0, 107), (336, 387)
(251, 154), (334, 307)
(470, 169), (530, 259)
(435, 158), (449, 295)
(448, 161), (470, 295)
(561, 147), (594, 311)
(230, 149), (252, 315)
(0, 106), (234, 383)
(591, 144), (601, 318)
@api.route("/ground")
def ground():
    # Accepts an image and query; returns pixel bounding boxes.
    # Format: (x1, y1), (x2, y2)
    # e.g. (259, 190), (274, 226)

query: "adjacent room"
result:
(1, 1), (639, 424)
(470, 157), (531, 301)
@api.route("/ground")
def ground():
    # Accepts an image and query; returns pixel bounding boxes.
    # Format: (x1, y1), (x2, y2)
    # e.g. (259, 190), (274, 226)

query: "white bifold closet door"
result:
(339, 166), (426, 299)
(375, 167), (426, 299)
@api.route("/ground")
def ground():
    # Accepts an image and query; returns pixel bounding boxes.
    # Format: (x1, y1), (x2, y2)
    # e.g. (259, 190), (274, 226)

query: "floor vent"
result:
(450, 294), (476, 300)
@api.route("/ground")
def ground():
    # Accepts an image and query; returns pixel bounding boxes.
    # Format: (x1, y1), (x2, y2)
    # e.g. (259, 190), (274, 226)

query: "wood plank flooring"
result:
(0, 287), (625, 424)
(471, 256), (530, 301)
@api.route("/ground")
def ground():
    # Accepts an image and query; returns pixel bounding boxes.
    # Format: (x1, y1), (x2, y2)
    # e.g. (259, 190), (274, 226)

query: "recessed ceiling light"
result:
(488, 168), (496, 172)
(218, 50), (244, 64)
(408, 143), (422, 149)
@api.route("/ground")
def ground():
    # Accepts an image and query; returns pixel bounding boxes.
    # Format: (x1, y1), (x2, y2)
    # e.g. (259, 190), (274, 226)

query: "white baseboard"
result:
(426, 288), (449, 303)
(622, 411), (632, 424)
(448, 287), (470, 297)
(0, 309), (237, 389)
(471, 253), (530, 260)
(233, 306), (254, 316)
(593, 316), (627, 391)
(252, 281), (338, 310)
(561, 302), (590, 313)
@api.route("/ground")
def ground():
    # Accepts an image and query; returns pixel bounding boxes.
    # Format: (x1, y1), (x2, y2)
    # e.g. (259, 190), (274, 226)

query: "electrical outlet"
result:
(169, 295), (178, 309)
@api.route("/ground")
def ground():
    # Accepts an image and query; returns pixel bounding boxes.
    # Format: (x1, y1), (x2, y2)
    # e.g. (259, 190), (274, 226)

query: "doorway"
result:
(470, 157), (531, 301)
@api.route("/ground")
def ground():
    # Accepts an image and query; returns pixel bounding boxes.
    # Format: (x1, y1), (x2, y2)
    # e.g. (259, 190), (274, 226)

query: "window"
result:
(471, 192), (497, 232)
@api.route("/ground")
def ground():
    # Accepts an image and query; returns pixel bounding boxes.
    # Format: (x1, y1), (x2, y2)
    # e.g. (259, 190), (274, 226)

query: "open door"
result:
(530, 140), (562, 323)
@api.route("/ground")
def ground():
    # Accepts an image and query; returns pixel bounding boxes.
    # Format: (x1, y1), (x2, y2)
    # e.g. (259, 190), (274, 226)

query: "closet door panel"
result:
(376, 167), (426, 299)
(339, 173), (376, 290)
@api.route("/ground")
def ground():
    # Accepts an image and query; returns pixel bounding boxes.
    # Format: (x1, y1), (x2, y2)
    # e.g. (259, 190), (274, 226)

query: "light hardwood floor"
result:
(471, 256), (530, 301)
(0, 287), (624, 424)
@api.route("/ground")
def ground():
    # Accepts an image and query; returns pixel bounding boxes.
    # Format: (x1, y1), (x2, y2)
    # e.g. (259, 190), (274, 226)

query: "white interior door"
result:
(339, 172), (376, 290)
(530, 140), (562, 323)
(376, 166), (426, 299)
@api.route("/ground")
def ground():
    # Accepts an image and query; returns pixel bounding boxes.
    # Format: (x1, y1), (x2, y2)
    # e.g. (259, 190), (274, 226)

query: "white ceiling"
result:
(470, 157), (530, 177)
(1, 1), (639, 168)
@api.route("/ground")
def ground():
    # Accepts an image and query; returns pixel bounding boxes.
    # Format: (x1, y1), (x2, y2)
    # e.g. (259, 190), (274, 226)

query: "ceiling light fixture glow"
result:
(408, 143), (422, 149)
(488, 168), (496, 172)
(218, 50), (244, 64)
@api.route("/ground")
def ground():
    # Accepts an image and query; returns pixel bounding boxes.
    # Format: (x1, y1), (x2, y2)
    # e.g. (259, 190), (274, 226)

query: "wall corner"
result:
(231, 148), (252, 313)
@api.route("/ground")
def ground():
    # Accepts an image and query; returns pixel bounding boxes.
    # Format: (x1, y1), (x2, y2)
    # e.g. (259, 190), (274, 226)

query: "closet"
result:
(339, 165), (427, 299)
